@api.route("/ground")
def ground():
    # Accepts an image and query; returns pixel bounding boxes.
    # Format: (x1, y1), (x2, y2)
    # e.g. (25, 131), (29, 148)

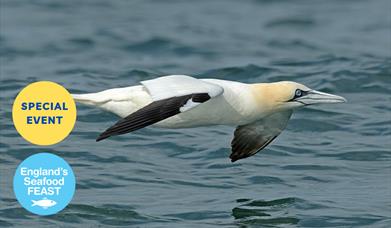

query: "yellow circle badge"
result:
(12, 81), (77, 146)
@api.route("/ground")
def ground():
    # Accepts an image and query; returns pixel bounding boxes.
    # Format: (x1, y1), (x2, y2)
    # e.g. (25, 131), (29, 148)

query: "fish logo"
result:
(31, 198), (57, 209)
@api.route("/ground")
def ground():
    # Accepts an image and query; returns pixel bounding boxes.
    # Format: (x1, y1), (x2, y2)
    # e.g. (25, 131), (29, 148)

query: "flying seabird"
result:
(72, 75), (346, 162)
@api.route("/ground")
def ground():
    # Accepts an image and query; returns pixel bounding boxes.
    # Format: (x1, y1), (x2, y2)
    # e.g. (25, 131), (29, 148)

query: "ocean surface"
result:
(1, 0), (390, 227)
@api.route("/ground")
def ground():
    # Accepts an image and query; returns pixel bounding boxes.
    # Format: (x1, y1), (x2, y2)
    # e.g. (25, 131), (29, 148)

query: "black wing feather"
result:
(96, 93), (210, 141)
(229, 111), (292, 162)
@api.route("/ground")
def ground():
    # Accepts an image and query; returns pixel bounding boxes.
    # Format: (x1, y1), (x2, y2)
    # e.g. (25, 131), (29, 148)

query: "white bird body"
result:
(158, 79), (261, 128)
(72, 75), (346, 162)
(73, 77), (267, 128)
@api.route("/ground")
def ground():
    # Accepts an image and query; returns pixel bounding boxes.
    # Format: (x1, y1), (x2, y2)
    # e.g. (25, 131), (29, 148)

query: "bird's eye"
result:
(295, 89), (303, 98)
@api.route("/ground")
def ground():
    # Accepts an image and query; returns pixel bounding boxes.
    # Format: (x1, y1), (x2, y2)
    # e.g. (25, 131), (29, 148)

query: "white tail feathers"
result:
(72, 93), (108, 106)
(71, 85), (152, 118)
(71, 86), (144, 106)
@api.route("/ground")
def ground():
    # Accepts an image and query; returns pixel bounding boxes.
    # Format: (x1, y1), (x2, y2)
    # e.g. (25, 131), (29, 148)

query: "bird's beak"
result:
(296, 90), (347, 105)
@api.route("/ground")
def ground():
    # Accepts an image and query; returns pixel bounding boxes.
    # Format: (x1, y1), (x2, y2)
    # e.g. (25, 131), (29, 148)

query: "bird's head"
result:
(252, 81), (346, 112)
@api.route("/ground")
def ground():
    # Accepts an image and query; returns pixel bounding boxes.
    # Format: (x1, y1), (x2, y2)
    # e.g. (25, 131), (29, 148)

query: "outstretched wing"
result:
(141, 75), (223, 101)
(230, 111), (293, 162)
(97, 75), (224, 141)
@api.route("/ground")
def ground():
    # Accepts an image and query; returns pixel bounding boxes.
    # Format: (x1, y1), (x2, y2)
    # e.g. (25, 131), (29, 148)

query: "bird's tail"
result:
(71, 85), (150, 118)
(71, 92), (108, 106)
(71, 86), (140, 106)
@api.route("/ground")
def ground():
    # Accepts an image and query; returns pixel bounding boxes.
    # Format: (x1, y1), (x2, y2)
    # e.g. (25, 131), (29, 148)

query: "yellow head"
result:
(251, 81), (346, 113)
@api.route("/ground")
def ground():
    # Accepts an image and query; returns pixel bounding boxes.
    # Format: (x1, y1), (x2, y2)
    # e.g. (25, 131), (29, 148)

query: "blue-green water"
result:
(1, 0), (390, 227)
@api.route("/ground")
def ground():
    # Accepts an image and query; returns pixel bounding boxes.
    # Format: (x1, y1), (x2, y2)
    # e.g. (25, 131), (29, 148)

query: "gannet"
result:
(72, 75), (346, 162)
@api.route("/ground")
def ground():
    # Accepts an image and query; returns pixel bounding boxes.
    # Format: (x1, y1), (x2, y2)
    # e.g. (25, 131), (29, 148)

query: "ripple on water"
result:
(232, 198), (299, 226)
(50, 204), (155, 226)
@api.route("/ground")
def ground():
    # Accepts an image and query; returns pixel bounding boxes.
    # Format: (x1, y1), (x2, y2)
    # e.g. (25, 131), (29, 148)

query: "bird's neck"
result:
(249, 83), (287, 114)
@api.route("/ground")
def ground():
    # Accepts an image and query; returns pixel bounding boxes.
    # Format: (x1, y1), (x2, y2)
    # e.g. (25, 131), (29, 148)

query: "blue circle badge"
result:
(13, 153), (75, 216)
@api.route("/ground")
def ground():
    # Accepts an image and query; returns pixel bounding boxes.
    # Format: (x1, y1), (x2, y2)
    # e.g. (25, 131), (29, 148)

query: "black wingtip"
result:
(96, 134), (110, 142)
(229, 154), (239, 162)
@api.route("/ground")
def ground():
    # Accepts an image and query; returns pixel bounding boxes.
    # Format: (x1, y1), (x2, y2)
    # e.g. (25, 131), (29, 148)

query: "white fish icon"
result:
(31, 198), (57, 209)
